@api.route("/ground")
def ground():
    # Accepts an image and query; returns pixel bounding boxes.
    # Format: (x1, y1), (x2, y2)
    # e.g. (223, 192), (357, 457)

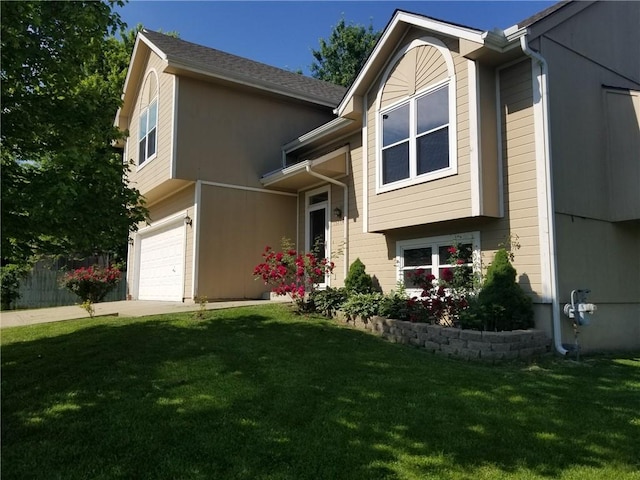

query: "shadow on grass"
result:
(2, 304), (639, 479)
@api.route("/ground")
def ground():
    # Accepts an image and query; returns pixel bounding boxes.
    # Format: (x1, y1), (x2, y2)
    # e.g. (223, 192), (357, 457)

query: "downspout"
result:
(304, 166), (349, 280)
(519, 35), (567, 356)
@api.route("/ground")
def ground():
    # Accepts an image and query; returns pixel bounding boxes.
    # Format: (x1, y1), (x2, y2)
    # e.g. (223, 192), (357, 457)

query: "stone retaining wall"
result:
(337, 314), (551, 362)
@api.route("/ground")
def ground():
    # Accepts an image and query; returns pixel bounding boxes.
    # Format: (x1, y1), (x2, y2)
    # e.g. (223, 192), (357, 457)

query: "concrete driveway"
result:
(1, 298), (283, 328)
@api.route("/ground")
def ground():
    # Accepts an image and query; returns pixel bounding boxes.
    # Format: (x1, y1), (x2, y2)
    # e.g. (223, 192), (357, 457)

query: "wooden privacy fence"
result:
(15, 267), (127, 309)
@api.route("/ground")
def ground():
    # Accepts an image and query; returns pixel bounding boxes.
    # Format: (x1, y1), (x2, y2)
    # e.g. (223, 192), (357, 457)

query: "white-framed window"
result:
(138, 98), (157, 165)
(396, 232), (480, 294)
(375, 37), (457, 193)
(381, 82), (451, 186)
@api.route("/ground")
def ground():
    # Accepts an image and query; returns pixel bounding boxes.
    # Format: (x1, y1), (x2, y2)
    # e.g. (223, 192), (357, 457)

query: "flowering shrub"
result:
(60, 265), (122, 304)
(253, 239), (334, 310)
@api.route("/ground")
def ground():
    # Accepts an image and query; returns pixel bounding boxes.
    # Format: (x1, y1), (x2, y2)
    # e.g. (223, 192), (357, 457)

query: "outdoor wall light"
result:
(333, 207), (342, 219)
(184, 215), (193, 227)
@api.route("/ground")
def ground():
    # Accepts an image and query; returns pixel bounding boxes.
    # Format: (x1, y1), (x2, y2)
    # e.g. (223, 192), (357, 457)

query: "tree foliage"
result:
(310, 18), (381, 87)
(0, 1), (147, 265)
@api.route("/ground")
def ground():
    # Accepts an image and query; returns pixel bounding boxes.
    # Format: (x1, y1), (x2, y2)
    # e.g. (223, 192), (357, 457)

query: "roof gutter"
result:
(304, 166), (349, 280)
(519, 35), (567, 356)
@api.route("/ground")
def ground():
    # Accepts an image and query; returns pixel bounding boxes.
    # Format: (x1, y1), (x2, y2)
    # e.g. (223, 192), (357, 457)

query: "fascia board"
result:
(116, 33), (169, 128)
(282, 118), (354, 153)
(337, 10), (484, 117)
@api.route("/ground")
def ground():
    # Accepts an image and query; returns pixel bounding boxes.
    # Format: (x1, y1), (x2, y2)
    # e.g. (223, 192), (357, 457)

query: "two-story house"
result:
(118, 0), (639, 353)
(116, 30), (345, 302)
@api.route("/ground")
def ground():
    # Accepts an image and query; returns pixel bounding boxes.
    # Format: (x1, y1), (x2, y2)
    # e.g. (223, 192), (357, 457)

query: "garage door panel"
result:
(137, 222), (185, 301)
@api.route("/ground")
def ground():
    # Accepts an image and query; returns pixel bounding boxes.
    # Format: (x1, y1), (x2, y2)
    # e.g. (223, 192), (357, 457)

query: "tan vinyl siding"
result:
(488, 59), (541, 296)
(197, 184), (297, 300)
(174, 77), (336, 188)
(127, 51), (174, 196)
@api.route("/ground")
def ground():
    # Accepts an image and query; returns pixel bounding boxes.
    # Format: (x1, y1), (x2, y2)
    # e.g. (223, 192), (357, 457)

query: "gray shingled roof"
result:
(516, 0), (571, 29)
(141, 30), (347, 107)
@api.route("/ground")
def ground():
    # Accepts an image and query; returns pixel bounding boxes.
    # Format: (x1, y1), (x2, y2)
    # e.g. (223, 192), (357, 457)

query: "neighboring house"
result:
(117, 0), (639, 353)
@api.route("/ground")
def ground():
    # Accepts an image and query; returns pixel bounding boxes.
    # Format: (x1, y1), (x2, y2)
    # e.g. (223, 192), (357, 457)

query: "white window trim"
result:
(305, 186), (331, 288)
(396, 231), (480, 296)
(137, 97), (158, 170)
(136, 69), (159, 172)
(375, 36), (458, 194)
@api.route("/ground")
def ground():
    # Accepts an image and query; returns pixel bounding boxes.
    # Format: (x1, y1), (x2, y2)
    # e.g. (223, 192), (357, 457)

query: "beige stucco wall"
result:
(197, 184), (297, 299)
(126, 50), (174, 197)
(174, 77), (337, 188)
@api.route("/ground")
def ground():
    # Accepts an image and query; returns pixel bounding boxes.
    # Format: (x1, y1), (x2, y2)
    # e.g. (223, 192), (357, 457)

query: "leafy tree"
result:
(1, 1), (147, 267)
(310, 18), (381, 87)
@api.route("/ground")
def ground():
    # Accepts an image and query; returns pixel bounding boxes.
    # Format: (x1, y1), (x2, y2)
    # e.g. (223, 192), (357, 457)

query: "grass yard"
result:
(1, 304), (639, 480)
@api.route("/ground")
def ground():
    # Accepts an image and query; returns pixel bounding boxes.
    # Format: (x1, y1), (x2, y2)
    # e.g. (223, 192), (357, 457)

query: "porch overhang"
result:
(261, 145), (349, 192)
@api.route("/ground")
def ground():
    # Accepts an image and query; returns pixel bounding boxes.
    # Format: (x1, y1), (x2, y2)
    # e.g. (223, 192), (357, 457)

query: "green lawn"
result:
(2, 304), (639, 480)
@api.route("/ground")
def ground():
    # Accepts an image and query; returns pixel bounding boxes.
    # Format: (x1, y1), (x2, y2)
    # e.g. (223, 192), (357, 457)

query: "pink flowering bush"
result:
(60, 265), (122, 303)
(253, 239), (334, 311)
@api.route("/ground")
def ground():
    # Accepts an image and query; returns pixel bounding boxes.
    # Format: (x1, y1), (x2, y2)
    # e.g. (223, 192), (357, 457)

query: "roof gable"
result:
(138, 30), (346, 107)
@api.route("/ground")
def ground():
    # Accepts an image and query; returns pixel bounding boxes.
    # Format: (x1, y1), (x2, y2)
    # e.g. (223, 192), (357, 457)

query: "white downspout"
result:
(304, 166), (349, 280)
(520, 35), (567, 356)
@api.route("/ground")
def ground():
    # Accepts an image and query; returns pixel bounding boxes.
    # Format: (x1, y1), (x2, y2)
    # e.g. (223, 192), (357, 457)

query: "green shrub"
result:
(1, 264), (29, 310)
(344, 258), (373, 294)
(310, 287), (348, 317)
(475, 249), (534, 331)
(342, 292), (384, 321)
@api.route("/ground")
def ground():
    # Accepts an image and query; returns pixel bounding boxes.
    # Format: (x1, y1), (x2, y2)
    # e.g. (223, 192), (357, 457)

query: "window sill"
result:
(136, 153), (158, 173)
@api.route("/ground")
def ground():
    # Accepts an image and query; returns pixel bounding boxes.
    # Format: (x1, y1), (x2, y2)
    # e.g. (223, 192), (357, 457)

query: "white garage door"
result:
(137, 222), (185, 301)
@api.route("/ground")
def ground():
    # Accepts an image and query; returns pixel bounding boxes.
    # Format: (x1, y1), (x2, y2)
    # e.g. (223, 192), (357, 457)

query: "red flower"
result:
(441, 268), (454, 283)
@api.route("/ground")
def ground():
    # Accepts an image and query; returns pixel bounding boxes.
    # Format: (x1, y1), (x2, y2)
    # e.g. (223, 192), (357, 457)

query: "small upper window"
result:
(139, 99), (157, 165)
(381, 83), (450, 186)
(376, 37), (457, 192)
(138, 70), (158, 167)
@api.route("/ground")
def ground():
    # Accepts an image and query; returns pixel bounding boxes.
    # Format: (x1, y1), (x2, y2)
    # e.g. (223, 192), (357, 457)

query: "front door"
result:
(306, 187), (329, 287)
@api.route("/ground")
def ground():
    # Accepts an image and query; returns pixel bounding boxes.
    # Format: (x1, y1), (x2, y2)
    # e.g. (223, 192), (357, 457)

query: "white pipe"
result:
(304, 166), (349, 280)
(520, 35), (567, 356)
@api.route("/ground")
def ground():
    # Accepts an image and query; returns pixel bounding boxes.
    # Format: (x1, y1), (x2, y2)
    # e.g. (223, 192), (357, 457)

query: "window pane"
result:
(148, 100), (158, 129)
(417, 127), (449, 174)
(403, 268), (432, 288)
(147, 128), (157, 158)
(439, 245), (454, 265)
(404, 247), (432, 266)
(417, 86), (448, 134)
(139, 139), (146, 165)
(309, 208), (326, 260)
(382, 141), (409, 184)
(439, 243), (473, 265)
(382, 103), (409, 147)
(309, 192), (328, 205)
(139, 111), (148, 139)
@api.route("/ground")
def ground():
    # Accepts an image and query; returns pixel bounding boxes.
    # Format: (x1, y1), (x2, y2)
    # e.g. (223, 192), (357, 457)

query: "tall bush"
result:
(253, 238), (334, 311)
(344, 258), (373, 294)
(475, 248), (534, 331)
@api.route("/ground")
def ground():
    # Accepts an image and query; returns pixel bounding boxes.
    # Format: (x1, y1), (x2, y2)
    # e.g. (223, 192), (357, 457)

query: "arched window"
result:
(376, 37), (457, 191)
(138, 70), (158, 165)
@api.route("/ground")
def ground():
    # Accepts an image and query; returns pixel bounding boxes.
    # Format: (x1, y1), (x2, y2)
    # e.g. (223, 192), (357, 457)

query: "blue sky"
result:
(117, 1), (558, 75)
